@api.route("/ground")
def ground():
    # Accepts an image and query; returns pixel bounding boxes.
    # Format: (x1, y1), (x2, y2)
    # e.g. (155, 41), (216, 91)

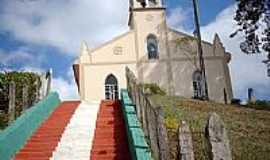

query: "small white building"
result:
(73, 0), (233, 104)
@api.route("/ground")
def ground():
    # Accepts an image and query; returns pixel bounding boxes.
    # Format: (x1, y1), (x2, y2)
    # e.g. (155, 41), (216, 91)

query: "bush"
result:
(0, 71), (41, 129)
(140, 83), (166, 95)
(248, 100), (270, 111)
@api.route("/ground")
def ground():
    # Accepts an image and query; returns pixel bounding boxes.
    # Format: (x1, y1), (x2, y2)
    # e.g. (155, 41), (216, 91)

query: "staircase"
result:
(90, 100), (131, 160)
(51, 101), (99, 160)
(14, 101), (80, 160)
(13, 100), (132, 160)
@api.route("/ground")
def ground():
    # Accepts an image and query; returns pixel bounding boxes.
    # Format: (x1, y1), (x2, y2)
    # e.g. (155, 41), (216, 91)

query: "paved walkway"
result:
(90, 100), (132, 160)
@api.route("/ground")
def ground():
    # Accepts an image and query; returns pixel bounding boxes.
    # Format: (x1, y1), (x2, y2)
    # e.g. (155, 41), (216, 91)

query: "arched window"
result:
(147, 34), (159, 59)
(148, 0), (157, 6)
(193, 70), (202, 99)
(105, 74), (119, 100)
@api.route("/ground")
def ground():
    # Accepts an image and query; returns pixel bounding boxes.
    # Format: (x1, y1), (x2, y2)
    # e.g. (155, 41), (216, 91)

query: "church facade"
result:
(73, 0), (233, 104)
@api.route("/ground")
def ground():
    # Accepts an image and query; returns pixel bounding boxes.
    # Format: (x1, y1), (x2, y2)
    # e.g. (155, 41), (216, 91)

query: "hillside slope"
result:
(150, 95), (270, 160)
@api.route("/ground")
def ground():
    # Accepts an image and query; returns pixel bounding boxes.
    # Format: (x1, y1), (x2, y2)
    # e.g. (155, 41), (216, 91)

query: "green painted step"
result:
(126, 113), (140, 128)
(123, 105), (136, 114)
(121, 89), (152, 160)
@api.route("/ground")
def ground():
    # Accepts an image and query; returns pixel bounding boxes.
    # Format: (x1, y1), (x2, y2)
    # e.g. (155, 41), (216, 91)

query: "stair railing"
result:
(125, 67), (169, 160)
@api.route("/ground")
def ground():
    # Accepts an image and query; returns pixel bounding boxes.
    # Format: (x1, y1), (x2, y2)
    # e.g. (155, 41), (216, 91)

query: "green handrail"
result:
(0, 92), (61, 160)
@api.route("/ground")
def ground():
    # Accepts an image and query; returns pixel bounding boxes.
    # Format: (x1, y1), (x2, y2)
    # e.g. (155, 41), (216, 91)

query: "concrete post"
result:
(22, 85), (29, 113)
(8, 81), (16, 124)
(205, 113), (232, 160)
(179, 121), (194, 160)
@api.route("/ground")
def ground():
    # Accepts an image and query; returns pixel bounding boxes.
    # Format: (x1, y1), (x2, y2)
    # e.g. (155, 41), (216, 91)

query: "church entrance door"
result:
(105, 74), (119, 100)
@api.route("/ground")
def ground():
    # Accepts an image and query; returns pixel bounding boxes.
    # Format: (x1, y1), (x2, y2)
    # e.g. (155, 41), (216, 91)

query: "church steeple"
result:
(128, 0), (165, 29)
(129, 0), (163, 9)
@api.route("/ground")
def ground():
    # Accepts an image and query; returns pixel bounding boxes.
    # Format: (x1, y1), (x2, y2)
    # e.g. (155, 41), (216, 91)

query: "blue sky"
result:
(166, 0), (235, 26)
(0, 0), (269, 101)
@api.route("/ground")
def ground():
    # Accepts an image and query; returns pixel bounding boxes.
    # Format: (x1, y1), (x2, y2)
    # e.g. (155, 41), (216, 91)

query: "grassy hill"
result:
(150, 95), (270, 160)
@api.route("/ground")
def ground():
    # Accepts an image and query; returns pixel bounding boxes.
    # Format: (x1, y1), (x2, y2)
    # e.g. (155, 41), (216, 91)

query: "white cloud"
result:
(0, 0), (129, 55)
(0, 47), (45, 69)
(200, 5), (270, 100)
(50, 66), (79, 100)
(52, 77), (79, 100)
(167, 7), (192, 31)
(0, 0), (129, 100)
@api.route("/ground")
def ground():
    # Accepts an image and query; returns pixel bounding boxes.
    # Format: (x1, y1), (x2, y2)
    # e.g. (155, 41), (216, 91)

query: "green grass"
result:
(150, 95), (270, 160)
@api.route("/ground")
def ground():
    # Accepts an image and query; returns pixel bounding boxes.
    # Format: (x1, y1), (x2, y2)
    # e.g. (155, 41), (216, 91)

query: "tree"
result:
(231, 0), (270, 61)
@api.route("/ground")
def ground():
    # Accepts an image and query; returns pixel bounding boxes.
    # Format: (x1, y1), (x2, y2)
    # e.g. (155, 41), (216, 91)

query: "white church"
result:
(73, 0), (233, 104)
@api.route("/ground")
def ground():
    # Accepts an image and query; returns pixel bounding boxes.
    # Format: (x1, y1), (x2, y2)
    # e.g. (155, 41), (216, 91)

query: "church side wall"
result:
(223, 60), (234, 101)
(171, 61), (196, 98)
(168, 29), (215, 58)
(138, 61), (170, 93)
(204, 59), (229, 103)
(168, 29), (233, 103)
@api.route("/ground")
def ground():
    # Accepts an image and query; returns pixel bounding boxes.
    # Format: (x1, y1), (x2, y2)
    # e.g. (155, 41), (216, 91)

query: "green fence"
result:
(0, 92), (61, 160)
(121, 89), (152, 160)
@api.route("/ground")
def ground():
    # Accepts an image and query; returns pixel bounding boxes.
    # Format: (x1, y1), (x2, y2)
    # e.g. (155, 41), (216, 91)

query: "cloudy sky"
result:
(0, 0), (269, 101)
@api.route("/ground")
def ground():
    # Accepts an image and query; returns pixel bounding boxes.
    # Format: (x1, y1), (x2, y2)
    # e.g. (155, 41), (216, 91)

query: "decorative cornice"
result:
(131, 7), (166, 12)
(81, 55), (226, 66)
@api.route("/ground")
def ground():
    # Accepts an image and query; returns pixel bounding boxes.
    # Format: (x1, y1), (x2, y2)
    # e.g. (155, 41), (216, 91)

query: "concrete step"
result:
(90, 100), (131, 160)
(14, 101), (79, 160)
(51, 102), (99, 160)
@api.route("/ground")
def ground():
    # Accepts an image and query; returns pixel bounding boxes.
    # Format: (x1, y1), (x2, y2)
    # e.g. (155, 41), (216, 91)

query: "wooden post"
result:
(179, 121), (194, 160)
(140, 92), (148, 136)
(45, 68), (52, 96)
(156, 106), (169, 160)
(8, 81), (16, 124)
(146, 100), (159, 160)
(135, 85), (142, 121)
(35, 80), (40, 103)
(22, 85), (29, 113)
(142, 97), (149, 138)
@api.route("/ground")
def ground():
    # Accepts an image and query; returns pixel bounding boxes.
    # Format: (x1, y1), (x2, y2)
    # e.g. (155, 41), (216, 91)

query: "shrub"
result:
(248, 100), (270, 111)
(0, 71), (41, 129)
(140, 83), (166, 96)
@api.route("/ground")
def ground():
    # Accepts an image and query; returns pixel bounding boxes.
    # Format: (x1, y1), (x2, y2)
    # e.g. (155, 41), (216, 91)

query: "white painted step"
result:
(50, 101), (99, 160)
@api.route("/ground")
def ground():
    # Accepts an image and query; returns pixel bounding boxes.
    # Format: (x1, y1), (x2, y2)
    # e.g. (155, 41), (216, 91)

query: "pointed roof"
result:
(213, 33), (222, 46)
(80, 41), (89, 56)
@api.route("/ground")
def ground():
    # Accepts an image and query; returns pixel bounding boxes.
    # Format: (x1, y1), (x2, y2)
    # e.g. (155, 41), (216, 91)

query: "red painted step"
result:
(14, 101), (80, 160)
(90, 100), (131, 160)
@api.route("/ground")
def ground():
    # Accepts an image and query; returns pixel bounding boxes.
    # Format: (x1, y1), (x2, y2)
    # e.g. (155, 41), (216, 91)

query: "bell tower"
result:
(128, 0), (167, 59)
(128, 0), (165, 29)
(129, 0), (163, 9)
(128, 0), (174, 95)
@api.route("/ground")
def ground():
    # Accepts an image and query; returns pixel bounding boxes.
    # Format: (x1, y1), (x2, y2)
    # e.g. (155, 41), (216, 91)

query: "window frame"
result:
(146, 34), (159, 60)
